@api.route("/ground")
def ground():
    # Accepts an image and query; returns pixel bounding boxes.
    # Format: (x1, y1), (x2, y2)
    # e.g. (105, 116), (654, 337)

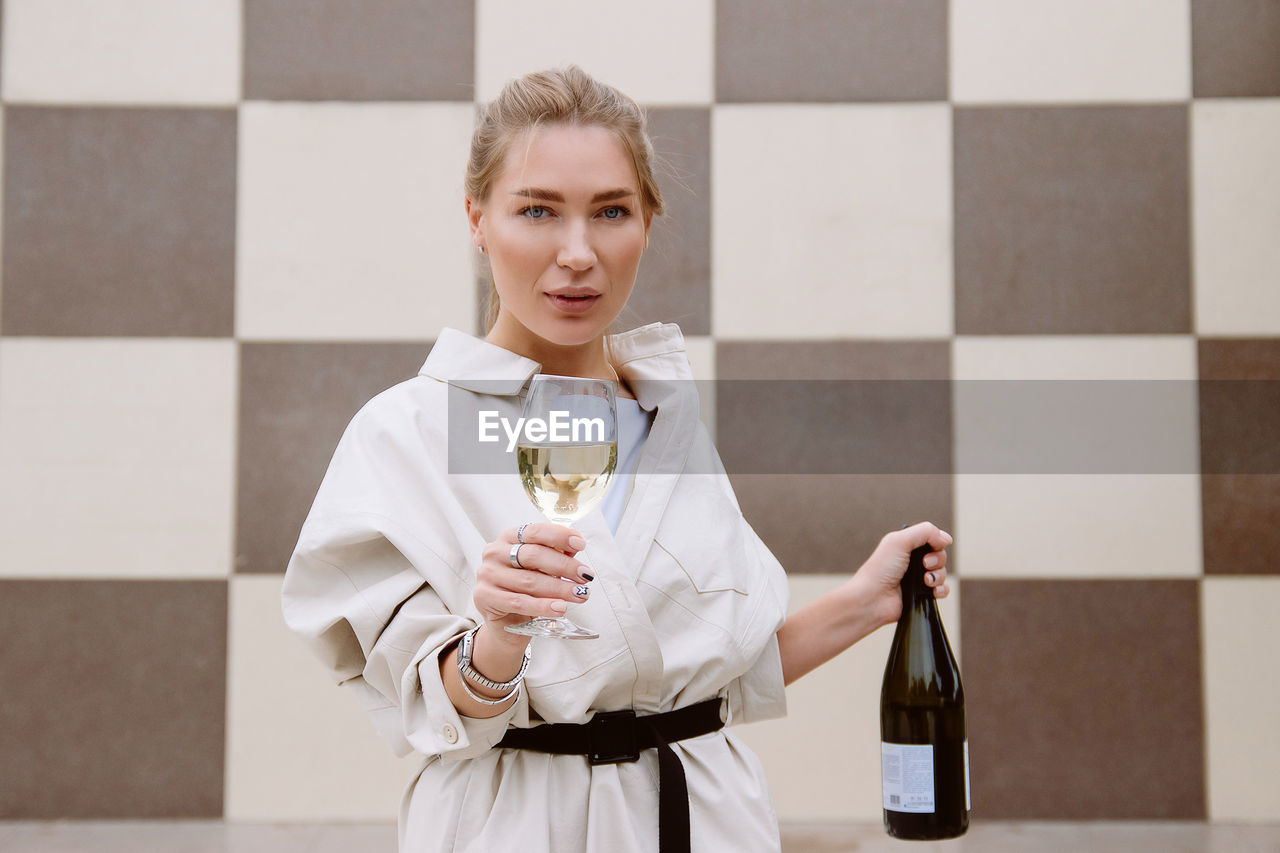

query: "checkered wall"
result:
(2, 0), (1278, 825)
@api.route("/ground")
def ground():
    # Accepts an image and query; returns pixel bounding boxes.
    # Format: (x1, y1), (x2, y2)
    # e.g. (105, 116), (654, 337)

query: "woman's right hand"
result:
(474, 522), (594, 632)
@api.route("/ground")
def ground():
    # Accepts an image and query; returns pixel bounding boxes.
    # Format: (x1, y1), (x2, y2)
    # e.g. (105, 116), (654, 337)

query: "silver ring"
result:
(516, 522), (530, 544)
(509, 543), (525, 569)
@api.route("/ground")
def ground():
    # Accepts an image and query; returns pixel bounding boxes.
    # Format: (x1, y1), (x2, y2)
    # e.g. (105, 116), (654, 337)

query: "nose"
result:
(557, 222), (596, 271)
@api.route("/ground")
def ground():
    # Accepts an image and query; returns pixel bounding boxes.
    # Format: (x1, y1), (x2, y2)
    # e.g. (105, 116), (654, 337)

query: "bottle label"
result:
(964, 740), (971, 811)
(881, 742), (934, 813)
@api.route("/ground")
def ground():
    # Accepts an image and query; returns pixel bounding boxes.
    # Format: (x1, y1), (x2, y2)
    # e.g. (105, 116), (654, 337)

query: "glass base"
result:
(505, 617), (599, 640)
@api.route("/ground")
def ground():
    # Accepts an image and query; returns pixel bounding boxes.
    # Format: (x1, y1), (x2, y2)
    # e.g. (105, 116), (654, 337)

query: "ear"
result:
(465, 196), (485, 248)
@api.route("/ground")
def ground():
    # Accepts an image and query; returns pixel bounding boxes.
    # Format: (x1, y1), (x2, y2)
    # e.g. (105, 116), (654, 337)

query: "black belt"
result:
(496, 698), (725, 853)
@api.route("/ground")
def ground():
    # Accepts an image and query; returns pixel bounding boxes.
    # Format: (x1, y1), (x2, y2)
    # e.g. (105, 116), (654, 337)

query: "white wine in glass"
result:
(506, 374), (618, 640)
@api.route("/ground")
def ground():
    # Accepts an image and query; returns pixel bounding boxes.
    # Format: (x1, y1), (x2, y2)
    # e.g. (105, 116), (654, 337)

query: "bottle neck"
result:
(899, 544), (937, 611)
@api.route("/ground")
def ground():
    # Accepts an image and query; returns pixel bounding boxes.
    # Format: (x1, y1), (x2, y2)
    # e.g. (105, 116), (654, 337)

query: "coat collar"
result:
(419, 324), (691, 404)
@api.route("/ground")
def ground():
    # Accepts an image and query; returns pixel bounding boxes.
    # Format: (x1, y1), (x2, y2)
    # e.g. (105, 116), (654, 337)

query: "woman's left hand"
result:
(852, 521), (953, 628)
(778, 521), (954, 685)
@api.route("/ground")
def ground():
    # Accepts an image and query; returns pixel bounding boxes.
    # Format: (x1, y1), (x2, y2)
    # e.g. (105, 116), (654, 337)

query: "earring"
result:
(477, 244), (487, 255)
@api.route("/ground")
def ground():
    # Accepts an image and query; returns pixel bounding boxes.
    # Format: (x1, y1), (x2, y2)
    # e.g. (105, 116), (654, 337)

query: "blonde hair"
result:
(466, 66), (665, 331)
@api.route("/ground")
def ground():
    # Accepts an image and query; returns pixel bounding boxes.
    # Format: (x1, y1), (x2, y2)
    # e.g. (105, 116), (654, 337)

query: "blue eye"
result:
(601, 206), (630, 220)
(521, 206), (548, 219)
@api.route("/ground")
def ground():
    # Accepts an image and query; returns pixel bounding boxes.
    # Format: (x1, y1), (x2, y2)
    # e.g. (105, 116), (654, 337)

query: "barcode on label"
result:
(889, 795), (900, 805)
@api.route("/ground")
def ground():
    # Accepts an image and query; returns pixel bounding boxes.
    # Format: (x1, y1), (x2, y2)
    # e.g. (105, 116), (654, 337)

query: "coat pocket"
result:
(647, 473), (756, 597)
(649, 536), (749, 596)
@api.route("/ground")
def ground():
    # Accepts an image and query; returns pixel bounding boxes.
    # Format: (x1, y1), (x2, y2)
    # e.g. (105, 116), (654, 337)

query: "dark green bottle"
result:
(879, 543), (969, 839)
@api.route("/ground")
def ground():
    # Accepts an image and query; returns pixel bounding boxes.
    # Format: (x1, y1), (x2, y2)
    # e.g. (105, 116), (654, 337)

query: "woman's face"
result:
(469, 123), (650, 349)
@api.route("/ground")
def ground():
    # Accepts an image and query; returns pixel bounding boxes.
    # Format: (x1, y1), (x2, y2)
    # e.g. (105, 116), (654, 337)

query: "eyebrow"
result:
(509, 187), (636, 204)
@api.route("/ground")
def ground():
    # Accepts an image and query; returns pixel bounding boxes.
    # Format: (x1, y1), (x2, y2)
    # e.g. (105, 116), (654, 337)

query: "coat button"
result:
(442, 723), (459, 744)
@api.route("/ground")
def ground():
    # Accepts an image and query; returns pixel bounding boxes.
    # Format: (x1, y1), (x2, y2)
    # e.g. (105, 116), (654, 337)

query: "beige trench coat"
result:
(282, 324), (790, 852)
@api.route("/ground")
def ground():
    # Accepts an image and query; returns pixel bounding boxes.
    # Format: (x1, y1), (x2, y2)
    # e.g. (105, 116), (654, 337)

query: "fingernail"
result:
(573, 585), (590, 598)
(568, 536), (586, 551)
(550, 601), (568, 613)
(579, 568), (595, 582)
(924, 554), (939, 569)
(927, 572), (937, 584)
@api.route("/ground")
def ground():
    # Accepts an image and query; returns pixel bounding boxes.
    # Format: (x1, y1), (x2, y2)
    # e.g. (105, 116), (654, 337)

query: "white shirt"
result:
(282, 323), (790, 852)
(600, 397), (653, 534)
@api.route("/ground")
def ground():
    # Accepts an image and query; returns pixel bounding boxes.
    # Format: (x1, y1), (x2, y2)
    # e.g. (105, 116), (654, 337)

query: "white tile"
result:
(0, 107), (5, 333)
(1193, 99), (1280, 335)
(225, 575), (421, 821)
(951, 0), (1190, 103)
(1203, 578), (1280, 822)
(236, 102), (475, 340)
(954, 474), (1202, 578)
(734, 574), (962, 822)
(952, 336), (1201, 578)
(682, 335), (715, 381)
(952, 337), (1200, 476)
(475, 0), (713, 105)
(683, 335), (716, 440)
(713, 105), (952, 339)
(953, 335), (1198, 381)
(0, 339), (235, 578)
(2, 0), (240, 105)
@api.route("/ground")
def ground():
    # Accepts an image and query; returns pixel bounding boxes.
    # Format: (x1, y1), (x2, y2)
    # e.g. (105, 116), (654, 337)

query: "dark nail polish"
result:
(581, 572), (595, 582)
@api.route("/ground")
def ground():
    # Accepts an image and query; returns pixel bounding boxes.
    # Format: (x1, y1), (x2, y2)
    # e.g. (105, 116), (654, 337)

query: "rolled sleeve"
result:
(284, 513), (526, 761)
(405, 628), (528, 761)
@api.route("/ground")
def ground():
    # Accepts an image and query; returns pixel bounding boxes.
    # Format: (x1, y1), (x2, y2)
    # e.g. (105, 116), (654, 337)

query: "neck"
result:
(486, 316), (615, 383)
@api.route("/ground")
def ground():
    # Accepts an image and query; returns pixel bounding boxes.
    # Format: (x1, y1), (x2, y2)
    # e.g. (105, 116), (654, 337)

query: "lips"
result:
(546, 291), (601, 315)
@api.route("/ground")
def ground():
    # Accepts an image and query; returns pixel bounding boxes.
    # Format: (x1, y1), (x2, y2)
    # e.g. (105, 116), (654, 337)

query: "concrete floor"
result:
(1, 821), (1278, 852)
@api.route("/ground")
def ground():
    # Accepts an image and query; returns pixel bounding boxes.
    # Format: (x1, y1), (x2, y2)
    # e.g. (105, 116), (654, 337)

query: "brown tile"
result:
(474, 269), (492, 336)
(1199, 339), (1280, 575)
(716, 0), (947, 102)
(1201, 475), (1280, 575)
(2, 107), (236, 337)
(1199, 338), (1280, 380)
(244, 0), (474, 100)
(1192, 0), (1280, 97)
(955, 106), (1191, 335)
(625, 108), (711, 335)
(719, 341), (953, 574)
(732, 474), (953, 576)
(237, 342), (432, 574)
(717, 340), (950, 380)
(1198, 343), (1280, 471)
(714, 340), (951, 475)
(0, 580), (227, 818)
(961, 579), (1205, 819)
(716, 379), (949, 470)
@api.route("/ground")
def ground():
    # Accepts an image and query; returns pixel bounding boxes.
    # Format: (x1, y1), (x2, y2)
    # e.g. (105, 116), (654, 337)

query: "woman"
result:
(282, 66), (950, 852)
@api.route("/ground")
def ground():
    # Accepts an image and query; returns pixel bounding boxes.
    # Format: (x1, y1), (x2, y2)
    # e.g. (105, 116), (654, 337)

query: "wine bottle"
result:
(880, 542), (969, 839)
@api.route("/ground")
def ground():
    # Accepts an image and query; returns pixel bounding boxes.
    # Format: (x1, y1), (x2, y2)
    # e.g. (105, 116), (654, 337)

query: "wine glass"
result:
(505, 374), (618, 639)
